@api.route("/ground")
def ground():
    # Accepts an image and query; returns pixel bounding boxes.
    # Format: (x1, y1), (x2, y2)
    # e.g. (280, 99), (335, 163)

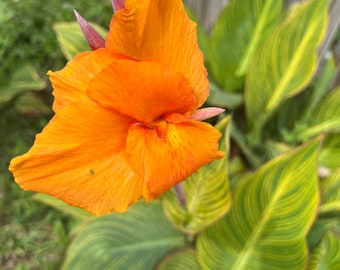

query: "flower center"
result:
(135, 119), (168, 140)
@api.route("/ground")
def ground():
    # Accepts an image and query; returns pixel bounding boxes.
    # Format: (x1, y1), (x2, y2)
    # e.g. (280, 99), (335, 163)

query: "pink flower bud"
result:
(190, 107), (225, 121)
(74, 10), (105, 50)
(112, 0), (125, 12)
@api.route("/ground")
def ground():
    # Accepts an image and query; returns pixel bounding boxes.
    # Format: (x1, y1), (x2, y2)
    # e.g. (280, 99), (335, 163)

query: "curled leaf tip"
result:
(112, 0), (125, 12)
(74, 9), (105, 50)
(190, 107), (225, 121)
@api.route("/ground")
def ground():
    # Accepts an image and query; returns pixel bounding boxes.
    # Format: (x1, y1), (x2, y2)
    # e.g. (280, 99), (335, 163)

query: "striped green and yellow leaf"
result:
(309, 57), (337, 111)
(34, 193), (92, 220)
(265, 140), (292, 159)
(299, 87), (340, 141)
(308, 231), (340, 270)
(156, 249), (200, 270)
(207, 82), (243, 109)
(53, 22), (108, 60)
(245, 0), (328, 140)
(0, 64), (46, 106)
(319, 133), (340, 172)
(319, 168), (340, 214)
(308, 218), (340, 250)
(162, 116), (231, 234)
(14, 92), (51, 116)
(209, 0), (281, 91)
(62, 201), (186, 270)
(197, 138), (321, 270)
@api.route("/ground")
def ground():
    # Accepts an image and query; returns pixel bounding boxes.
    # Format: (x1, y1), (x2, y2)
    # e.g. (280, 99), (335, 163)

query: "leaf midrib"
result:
(265, 3), (324, 111)
(230, 174), (291, 270)
(100, 235), (184, 254)
(237, 0), (276, 75)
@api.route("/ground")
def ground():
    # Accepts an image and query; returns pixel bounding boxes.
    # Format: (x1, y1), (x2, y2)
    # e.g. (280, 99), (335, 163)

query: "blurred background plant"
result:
(0, 1), (112, 269)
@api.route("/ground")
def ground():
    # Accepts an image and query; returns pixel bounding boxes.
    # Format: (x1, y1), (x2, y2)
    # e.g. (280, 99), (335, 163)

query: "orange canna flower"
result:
(9, 0), (224, 216)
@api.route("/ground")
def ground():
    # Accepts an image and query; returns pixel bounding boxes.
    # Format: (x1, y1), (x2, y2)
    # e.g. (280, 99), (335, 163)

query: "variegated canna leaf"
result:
(34, 193), (92, 220)
(319, 133), (340, 172)
(62, 201), (186, 270)
(299, 87), (340, 141)
(156, 249), (200, 270)
(245, 0), (328, 141)
(209, 0), (282, 91)
(0, 65), (46, 106)
(319, 169), (340, 214)
(308, 231), (340, 270)
(197, 137), (321, 270)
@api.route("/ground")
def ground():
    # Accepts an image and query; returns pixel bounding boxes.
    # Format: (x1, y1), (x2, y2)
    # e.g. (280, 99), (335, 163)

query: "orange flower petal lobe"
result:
(106, 0), (208, 107)
(87, 60), (197, 124)
(9, 99), (143, 216)
(126, 118), (224, 200)
(49, 49), (122, 113)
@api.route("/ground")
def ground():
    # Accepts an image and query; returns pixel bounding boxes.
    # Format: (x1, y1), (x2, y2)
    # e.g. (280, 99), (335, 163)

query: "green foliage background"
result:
(1, 0), (340, 269)
(0, 1), (112, 269)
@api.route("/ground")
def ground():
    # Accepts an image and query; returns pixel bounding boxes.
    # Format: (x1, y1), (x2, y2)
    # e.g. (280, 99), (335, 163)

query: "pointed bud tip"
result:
(112, 0), (125, 12)
(190, 107), (225, 121)
(74, 9), (105, 51)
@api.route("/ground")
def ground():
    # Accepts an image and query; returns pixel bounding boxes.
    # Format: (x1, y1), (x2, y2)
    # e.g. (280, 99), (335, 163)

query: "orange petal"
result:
(126, 118), (224, 200)
(106, 0), (208, 107)
(88, 60), (197, 124)
(9, 99), (143, 216)
(48, 48), (121, 112)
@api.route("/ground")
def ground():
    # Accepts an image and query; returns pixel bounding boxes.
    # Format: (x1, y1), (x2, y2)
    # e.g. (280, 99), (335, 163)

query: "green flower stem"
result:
(230, 122), (262, 169)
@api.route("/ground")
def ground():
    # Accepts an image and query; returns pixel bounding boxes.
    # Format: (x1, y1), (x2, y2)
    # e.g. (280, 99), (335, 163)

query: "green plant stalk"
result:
(230, 121), (262, 168)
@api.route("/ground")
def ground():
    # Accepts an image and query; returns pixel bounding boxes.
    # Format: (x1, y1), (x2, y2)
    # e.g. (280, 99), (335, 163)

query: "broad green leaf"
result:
(277, 90), (312, 143)
(197, 138), (321, 270)
(62, 201), (186, 270)
(308, 218), (340, 250)
(34, 193), (92, 220)
(207, 82), (243, 109)
(310, 56), (337, 111)
(299, 87), (340, 141)
(156, 249), (200, 270)
(53, 22), (108, 60)
(265, 140), (292, 159)
(319, 169), (340, 214)
(209, 0), (281, 91)
(245, 0), (328, 139)
(229, 155), (246, 179)
(230, 121), (262, 168)
(0, 64), (46, 106)
(14, 92), (51, 116)
(162, 116), (231, 234)
(319, 133), (340, 172)
(280, 59), (336, 144)
(308, 231), (340, 270)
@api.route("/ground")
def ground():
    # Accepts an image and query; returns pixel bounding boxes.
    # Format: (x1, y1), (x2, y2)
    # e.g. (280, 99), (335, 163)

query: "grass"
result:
(0, 104), (75, 269)
(0, 2), (113, 268)
(0, 184), (71, 269)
